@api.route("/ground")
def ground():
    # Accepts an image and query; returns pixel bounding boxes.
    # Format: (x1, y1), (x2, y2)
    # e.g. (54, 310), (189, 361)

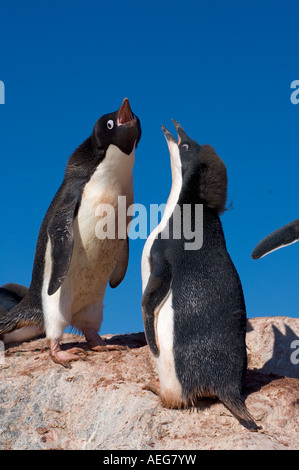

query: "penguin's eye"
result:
(107, 120), (114, 130)
(181, 143), (189, 151)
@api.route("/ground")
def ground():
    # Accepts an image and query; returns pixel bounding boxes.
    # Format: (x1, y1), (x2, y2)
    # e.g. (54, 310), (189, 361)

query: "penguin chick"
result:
(141, 120), (258, 430)
(251, 218), (299, 259)
(0, 98), (141, 367)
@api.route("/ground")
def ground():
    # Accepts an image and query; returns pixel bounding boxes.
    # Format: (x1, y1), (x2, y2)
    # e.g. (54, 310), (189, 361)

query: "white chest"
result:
(57, 144), (135, 311)
(75, 143), (134, 251)
(141, 142), (182, 292)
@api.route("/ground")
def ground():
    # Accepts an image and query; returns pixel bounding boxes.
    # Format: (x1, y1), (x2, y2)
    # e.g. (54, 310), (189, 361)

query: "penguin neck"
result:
(93, 143), (135, 194)
(178, 171), (204, 206)
(164, 146), (183, 225)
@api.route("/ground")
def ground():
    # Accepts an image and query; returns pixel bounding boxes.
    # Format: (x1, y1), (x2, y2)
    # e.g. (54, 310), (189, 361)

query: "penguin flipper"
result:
(109, 238), (129, 288)
(47, 182), (82, 295)
(251, 218), (299, 259)
(141, 244), (172, 357)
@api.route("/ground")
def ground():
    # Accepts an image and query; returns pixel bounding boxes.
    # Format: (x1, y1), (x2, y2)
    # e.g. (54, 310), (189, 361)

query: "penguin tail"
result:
(219, 392), (260, 431)
(251, 218), (299, 259)
(0, 288), (44, 344)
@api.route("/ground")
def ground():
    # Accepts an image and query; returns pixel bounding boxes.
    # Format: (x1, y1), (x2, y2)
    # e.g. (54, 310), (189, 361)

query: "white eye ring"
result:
(107, 120), (114, 130)
(182, 143), (189, 150)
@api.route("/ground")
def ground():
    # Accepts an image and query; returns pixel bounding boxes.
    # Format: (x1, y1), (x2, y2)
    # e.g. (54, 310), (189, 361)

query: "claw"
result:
(50, 340), (87, 368)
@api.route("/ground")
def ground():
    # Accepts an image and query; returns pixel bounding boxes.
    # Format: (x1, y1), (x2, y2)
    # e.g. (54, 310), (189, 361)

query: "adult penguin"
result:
(141, 120), (257, 430)
(0, 98), (141, 367)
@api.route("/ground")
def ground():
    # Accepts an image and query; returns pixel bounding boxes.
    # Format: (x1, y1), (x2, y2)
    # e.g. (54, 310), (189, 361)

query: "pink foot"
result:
(50, 340), (87, 368)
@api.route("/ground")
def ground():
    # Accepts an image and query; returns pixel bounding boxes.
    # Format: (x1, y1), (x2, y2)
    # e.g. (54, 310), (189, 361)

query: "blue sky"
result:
(0, 0), (298, 336)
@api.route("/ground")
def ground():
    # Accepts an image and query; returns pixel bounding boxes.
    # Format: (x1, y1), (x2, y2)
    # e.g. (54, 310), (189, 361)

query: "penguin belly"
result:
(155, 291), (183, 408)
(69, 189), (125, 329)
(42, 180), (128, 338)
(3, 325), (44, 344)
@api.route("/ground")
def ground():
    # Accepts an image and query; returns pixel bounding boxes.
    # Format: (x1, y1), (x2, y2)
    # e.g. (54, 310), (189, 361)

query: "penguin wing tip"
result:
(47, 283), (59, 296)
(109, 279), (121, 289)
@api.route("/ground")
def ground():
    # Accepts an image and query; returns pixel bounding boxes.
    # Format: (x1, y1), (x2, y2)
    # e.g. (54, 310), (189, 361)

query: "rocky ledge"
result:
(0, 316), (298, 450)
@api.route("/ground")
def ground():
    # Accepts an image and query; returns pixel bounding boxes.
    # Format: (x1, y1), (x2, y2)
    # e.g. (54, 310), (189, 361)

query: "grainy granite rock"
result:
(0, 317), (298, 450)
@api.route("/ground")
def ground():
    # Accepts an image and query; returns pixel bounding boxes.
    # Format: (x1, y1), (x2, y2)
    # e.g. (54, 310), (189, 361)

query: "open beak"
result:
(161, 120), (188, 145)
(161, 124), (177, 144)
(171, 120), (189, 144)
(117, 98), (136, 126)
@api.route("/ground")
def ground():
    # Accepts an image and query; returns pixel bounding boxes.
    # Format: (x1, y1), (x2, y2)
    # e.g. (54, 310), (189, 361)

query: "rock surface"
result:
(0, 316), (298, 450)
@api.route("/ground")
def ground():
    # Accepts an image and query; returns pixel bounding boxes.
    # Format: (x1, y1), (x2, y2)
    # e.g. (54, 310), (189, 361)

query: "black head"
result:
(93, 98), (142, 155)
(66, 99), (141, 178)
(162, 120), (227, 213)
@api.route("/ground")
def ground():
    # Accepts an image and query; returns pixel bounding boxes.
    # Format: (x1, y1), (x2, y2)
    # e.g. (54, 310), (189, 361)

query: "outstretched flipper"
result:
(252, 218), (299, 260)
(141, 240), (172, 357)
(47, 180), (85, 295)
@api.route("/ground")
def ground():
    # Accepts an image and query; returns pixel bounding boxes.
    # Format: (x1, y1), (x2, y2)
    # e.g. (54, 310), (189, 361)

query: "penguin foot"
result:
(83, 328), (127, 352)
(50, 340), (87, 368)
